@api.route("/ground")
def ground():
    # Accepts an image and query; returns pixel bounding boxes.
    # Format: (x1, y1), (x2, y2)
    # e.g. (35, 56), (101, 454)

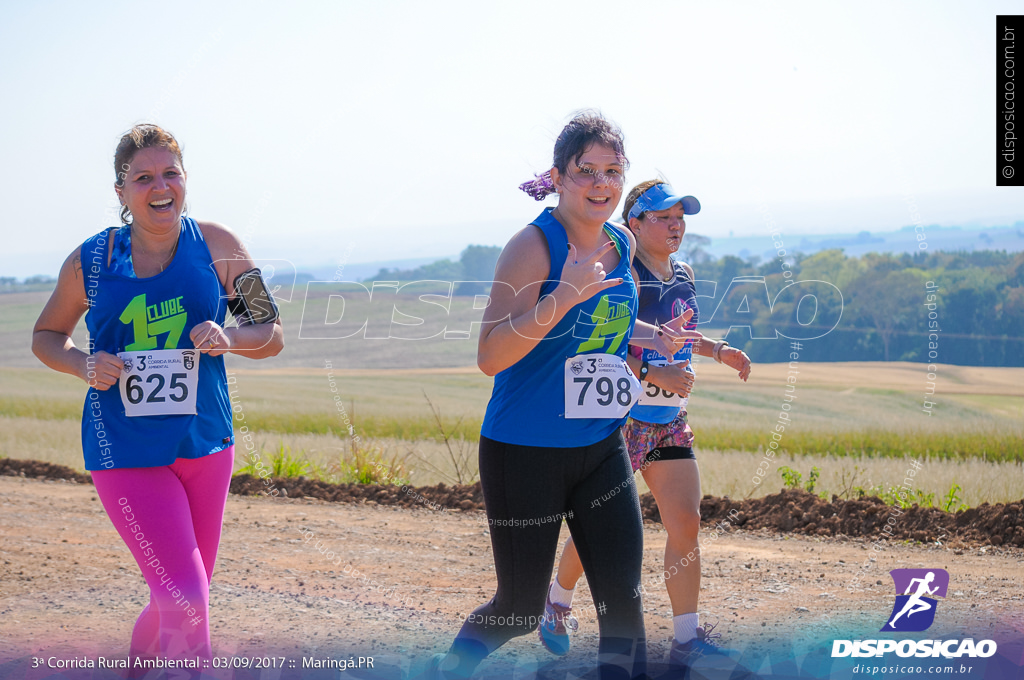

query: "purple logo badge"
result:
(881, 568), (949, 632)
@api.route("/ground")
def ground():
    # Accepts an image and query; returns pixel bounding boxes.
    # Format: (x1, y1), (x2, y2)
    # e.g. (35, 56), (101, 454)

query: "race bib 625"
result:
(117, 349), (199, 417)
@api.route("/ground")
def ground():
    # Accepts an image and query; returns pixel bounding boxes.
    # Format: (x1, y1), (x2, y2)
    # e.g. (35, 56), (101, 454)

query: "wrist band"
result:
(639, 360), (650, 381)
(713, 341), (729, 363)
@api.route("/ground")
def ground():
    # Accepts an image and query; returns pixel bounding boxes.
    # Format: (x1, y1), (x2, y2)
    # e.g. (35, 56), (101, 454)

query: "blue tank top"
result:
(481, 208), (638, 448)
(629, 258), (699, 424)
(80, 217), (233, 470)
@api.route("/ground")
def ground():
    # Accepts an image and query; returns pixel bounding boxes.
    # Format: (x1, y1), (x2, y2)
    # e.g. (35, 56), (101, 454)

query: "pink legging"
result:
(91, 446), (235, 661)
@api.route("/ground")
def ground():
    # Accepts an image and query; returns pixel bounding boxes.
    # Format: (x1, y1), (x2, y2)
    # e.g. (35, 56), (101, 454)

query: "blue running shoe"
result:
(537, 593), (579, 656)
(669, 623), (752, 678)
(671, 626), (729, 663)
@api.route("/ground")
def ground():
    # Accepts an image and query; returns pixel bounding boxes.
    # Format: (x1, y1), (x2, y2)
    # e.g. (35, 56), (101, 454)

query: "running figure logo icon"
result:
(881, 568), (949, 632)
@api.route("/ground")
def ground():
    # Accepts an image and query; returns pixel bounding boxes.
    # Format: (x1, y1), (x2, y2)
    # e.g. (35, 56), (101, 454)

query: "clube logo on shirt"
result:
(119, 293), (188, 351)
(574, 294), (633, 354)
(832, 568), (997, 659)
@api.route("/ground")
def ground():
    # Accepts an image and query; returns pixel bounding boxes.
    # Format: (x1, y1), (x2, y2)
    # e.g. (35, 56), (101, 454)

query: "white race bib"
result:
(564, 355), (640, 419)
(636, 359), (694, 408)
(117, 349), (199, 417)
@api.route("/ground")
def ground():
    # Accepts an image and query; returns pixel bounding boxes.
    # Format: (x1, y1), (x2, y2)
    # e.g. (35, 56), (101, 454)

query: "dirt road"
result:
(1, 476), (1021, 678)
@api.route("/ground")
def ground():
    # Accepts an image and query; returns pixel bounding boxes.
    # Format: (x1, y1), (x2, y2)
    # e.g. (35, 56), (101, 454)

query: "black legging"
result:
(446, 429), (646, 680)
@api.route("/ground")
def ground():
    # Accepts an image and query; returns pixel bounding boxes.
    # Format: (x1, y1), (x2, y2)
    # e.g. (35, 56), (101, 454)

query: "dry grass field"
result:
(1, 359), (1021, 506)
(3, 287), (1021, 505)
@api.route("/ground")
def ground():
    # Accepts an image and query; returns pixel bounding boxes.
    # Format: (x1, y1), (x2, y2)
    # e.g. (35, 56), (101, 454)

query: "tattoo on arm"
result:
(73, 254), (82, 280)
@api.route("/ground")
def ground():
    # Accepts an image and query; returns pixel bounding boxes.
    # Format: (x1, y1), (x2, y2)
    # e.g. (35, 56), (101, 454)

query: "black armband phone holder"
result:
(231, 268), (280, 324)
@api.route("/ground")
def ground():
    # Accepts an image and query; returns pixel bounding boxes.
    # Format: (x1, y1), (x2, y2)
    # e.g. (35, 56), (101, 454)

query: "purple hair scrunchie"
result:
(518, 170), (556, 201)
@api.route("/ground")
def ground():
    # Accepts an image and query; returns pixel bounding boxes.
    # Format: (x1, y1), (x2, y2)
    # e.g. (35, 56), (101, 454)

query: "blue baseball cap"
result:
(627, 183), (701, 221)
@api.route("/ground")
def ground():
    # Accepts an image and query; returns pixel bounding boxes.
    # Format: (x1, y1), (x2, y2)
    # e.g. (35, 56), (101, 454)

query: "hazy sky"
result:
(1, 1), (1020, 278)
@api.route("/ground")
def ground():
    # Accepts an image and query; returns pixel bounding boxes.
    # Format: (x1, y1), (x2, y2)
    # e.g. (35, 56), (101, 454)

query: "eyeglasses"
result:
(571, 164), (625, 188)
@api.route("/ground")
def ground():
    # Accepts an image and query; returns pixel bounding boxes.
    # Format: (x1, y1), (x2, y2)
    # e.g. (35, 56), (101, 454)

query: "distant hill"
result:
(312, 223), (1024, 284)
(705, 223), (1024, 261)
(6, 224), (1023, 288)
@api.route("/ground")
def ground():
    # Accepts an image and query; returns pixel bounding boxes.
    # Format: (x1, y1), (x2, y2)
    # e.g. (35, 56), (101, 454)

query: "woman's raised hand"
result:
(651, 308), (700, 359)
(556, 241), (623, 307)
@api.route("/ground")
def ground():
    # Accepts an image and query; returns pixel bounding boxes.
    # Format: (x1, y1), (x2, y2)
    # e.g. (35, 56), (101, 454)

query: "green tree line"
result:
(696, 249), (1024, 366)
(366, 245), (502, 295)
(364, 243), (1023, 366)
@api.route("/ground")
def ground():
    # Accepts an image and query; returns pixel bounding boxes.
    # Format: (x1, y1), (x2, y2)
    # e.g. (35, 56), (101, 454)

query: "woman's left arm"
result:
(691, 332), (750, 378)
(681, 261), (750, 380)
(192, 220), (284, 359)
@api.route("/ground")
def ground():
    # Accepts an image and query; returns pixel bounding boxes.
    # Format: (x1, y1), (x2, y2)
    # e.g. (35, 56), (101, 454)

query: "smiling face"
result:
(630, 202), (686, 261)
(550, 143), (624, 226)
(115, 146), (186, 231)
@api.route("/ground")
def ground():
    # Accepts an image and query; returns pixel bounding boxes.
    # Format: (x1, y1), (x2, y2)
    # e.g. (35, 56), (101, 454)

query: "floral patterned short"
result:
(622, 411), (695, 472)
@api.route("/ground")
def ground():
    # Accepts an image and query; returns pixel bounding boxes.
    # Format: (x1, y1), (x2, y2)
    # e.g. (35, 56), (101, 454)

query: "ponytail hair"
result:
(519, 170), (555, 200)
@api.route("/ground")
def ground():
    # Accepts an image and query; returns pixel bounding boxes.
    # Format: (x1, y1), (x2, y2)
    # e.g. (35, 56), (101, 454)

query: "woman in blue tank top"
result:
(32, 124), (284, 664)
(432, 114), (698, 680)
(540, 180), (754, 671)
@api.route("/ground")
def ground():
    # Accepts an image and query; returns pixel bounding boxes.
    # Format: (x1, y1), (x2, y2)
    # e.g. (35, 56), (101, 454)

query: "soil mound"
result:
(0, 457), (92, 484)
(229, 473), (484, 511)
(690, 489), (1024, 548)
(3, 458), (1020, 548)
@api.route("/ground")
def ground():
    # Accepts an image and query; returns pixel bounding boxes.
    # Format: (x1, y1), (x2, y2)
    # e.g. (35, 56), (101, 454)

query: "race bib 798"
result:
(564, 355), (640, 419)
